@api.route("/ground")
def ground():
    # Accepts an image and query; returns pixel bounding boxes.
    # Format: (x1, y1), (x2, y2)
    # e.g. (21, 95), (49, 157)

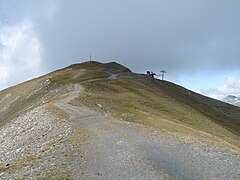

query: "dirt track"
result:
(55, 83), (240, 179)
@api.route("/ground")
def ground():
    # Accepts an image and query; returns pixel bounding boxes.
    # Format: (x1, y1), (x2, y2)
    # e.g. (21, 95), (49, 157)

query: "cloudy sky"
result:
(0, 0), (240, 100)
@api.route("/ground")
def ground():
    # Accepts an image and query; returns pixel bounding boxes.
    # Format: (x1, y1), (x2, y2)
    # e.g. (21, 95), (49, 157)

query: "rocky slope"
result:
(0, 61), (240, 179)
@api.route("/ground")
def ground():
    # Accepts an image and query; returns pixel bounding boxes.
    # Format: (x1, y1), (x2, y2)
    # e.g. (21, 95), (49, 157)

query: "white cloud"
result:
(200, 76), (240, 100)
(0, 20), (42, 89)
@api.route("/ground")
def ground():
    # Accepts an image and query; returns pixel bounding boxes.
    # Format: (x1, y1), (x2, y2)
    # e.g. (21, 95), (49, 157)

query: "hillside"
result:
(69, 62), (240, 148)
(0, 61), (240, 179)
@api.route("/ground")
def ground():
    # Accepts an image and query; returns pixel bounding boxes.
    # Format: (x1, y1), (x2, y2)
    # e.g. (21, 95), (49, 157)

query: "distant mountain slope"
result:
(0, 61), (240, 179)
(222, 95), (240, 107)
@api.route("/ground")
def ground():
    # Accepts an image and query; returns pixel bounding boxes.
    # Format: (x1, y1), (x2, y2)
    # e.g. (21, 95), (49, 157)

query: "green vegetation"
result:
(51, 61), (130, 84)
(66, 62), (240, 149)
(1, 60), (239, 150)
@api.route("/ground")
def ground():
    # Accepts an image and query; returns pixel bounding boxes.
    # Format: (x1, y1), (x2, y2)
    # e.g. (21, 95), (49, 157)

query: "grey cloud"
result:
(0, 41), (4, 50)
(1, 0), (240, 76)
(34, 0), (240, 75)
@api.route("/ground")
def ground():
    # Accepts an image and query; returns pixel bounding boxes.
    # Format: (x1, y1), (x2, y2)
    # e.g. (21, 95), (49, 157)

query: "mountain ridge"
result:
(0, 61), (239, 179)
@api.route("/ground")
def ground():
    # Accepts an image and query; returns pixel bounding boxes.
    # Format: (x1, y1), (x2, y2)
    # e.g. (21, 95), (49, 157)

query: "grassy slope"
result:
(0, 61), (239, 149)
(0, 61), (129, 128)
(68, 62), (240, 148)
(0, 69), (68, 128)
(0, 76), (45, 127)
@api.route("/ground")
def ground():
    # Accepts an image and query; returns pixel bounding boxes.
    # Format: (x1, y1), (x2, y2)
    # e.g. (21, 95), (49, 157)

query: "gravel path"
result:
(56, 84), (240, 180)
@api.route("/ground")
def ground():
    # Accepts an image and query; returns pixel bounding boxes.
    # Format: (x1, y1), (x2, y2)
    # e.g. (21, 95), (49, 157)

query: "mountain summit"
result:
(0, 61), (240, 179)
(222, 95), (240, 106)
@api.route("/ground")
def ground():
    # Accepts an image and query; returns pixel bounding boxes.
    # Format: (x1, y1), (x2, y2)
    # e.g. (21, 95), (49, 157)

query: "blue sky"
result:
(179, 70), (240, 99)
(0, 0), (240, 100)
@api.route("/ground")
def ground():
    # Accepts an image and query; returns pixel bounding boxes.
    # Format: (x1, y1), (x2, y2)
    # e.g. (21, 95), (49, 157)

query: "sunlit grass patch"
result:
(72, 77), (240, 149)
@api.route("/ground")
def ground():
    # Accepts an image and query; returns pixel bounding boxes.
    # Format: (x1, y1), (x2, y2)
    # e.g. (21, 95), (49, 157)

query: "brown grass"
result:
(64, 117), (91, 147)
(0, 162), (5, 172)
(1, 60), (239, 150)
(4, 156), (37, 173)
(73, 78), (240, 149)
